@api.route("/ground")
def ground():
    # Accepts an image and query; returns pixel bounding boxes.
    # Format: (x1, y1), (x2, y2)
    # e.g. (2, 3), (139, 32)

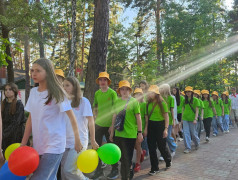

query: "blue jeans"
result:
(141, 137), (149, 156)
(212, 116), (224, 135)
(223, 114), (230, 131)
(166, 125), (177, 153)
(183, 121), (200, 150)
(31, 153), (63, 180)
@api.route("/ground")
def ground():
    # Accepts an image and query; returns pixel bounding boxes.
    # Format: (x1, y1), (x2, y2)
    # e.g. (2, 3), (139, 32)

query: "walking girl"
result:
(61, 76), (99, 179)
(133, 88), (148, 172)
(1, 83), (26, 153)
(193, 90), (204, 138)
(21, 58), (83, 180)
(211, 91), (224, 136)
(159, 84), (177, 157)
(110, 80), (143, 180)
(182, 86), (200, 153)
(146, 85), (171, 175)
(201, 90), (217, 142)
(221, 91), (231, 133)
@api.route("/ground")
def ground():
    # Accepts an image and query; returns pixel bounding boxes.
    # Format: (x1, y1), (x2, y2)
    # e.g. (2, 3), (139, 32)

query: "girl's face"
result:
(4, 85), (15, 99)
(194, 93), (199, 98)
(63, 80), (74, 95)
(139, 83), (146, 91)
(134, 93), (143, 101)
(203, 94), (209, 99)
(222, 94), (226, 99)
(98, 78), (109, 88)
(172, 88), (177, 95)
(212, 95), (217, 100)
(186, 91), (192, 97)
(31, 63), (47, 84)
(148, 92), (156, 99)
(120, 87), (130, 97)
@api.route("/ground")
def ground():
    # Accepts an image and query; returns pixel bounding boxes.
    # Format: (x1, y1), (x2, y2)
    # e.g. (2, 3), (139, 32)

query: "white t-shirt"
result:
(229, 94), (238, 110)
(25, 87), (71, 155)
(65, 97), (93, 148)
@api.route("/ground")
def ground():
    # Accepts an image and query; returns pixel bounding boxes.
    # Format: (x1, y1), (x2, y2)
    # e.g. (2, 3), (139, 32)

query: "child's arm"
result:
(163, 112), (169, 138)
(171, 107), (175, 126)
(212, 107), (217, 118)
(136, 114), (143, 143)
(201, 109), (204, 120)
(193, 107), (199, 124)
(222, 106), (224, 116)
(87, 116), (99, 150)
(143, 115), (148, 137)
(93, 106), (98, 121)
(21, 114), (32, 146)
(0, 110), (4, 161)
(109, 114), (117, 142)
(66, 110), (83, 153)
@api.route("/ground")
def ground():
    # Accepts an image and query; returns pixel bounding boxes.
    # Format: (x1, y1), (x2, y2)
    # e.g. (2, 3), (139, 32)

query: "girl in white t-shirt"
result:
(21, 58), (83, 180)
(61, 76), (99, 180)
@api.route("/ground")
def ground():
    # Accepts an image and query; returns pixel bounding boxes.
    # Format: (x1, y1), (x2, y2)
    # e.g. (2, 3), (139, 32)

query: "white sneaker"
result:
(213, 134), (217, 137)
(227, 130), (230, 133)
(184, 149), (190, 154)
(205, 137), (210, 142)
(178, 138), (183, 142)
(171, 152), (175, 157)
(159, 156), (164, 161)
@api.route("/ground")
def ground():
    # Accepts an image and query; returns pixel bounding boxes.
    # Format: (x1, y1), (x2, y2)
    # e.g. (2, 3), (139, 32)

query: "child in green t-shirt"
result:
(133, 88), (148, 173)
(110, 80), (143, 180)
(201, 90), (217, 142)
(182, 86), (200, 154)
(92, 72), (119, 179)
(211, 91), (224, 136)
(221, 91), (231, 133)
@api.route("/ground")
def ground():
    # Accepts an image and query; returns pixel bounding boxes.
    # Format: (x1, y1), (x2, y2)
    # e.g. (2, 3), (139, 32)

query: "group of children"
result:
(0, 58), (236, 180)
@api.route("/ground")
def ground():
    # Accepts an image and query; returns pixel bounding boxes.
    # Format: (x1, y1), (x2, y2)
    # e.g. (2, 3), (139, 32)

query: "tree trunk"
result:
(24, 33), (30, 103)
(0, 0), (14, 82)
(68, 0), (77, 76)
(36, 0), (45, 58)
(84, 0), (110, 104)
(81, 0), (86, 82)
(155, 0), (161, 73)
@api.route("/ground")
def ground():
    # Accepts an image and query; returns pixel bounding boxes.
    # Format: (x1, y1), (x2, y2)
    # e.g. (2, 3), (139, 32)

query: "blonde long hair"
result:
(159, 84), (171, 98)
(33, 58), (67, 104)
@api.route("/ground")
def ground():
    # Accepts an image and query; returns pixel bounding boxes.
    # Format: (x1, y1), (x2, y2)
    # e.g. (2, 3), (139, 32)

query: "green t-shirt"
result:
(182, 97), (200, 121)
(203, 100), (215, 119)
(93, 88), (118, 127)
(114, 97), (140, 138)
(177, 95), (185, 114)
(163, 96), (175, 125)
(213, 98), (224, 116)
(147, 101), (168, 121)
(139, 102), (146, 132)
(198, 99), (204, 116)
(223, 99), (231, 115)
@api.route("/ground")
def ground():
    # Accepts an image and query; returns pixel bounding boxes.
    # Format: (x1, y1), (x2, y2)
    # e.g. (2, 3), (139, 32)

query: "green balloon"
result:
(97, 143), (121, 165)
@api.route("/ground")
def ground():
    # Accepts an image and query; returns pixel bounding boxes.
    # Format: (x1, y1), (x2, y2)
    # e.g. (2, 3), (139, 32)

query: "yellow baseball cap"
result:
(96, 72), (111, 85)
(117, 80), (132, 95)
(148, 85), (160, 95)
(55, 69), (65, 78)
(212, 91), (219, 97)
(222, 91), (229, 96)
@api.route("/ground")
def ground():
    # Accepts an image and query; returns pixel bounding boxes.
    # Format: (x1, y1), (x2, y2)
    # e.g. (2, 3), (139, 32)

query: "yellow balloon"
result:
(77, 149), (99, 173)
(4, 143), (21, 160)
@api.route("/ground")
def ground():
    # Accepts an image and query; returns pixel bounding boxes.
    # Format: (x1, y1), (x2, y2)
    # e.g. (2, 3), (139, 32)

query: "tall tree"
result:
(68, 0), (77, 76)
(84, 0), (110, 104)
(36, 0), (45, 58)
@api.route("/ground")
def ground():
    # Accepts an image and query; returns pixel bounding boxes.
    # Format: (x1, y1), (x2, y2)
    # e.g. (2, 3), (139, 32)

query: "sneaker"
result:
(171, 151), (175, 157)
(107, 169), (119, 180)
(92, 170), (104, 180)
(101, 162), (107, 169)
(134, 163), (141, 172)
(178, 137), (183, 142)
(213, 133), (217, 137)
(166, 162), (172, 170)
(227, 130), (230, 133)
(184, 149), (190, 154)
(140, 150), (146, 163)
(206, 137), (210, 142)
(148, 170), (160, 176)
(195, 145), (199, 150)
(159, 156), (164, 161)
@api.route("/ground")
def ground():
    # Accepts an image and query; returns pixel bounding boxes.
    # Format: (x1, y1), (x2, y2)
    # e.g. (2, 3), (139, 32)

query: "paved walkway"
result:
(133, 128), (238, 180)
